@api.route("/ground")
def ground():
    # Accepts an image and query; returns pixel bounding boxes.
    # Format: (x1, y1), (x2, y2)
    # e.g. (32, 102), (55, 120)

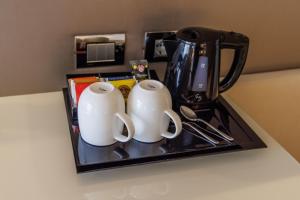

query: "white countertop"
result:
(0, 91), (299, 200)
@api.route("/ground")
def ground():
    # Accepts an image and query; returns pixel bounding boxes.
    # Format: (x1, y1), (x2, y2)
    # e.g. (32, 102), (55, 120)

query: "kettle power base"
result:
(63, 72), (266, 173)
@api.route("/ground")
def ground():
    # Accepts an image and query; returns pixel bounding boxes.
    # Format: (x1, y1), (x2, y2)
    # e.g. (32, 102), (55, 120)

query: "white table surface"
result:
(0, 91), (299, 200)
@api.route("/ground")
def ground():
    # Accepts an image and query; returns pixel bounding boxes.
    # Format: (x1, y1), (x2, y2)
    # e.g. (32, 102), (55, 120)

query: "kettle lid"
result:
(176, 27), (220, 43)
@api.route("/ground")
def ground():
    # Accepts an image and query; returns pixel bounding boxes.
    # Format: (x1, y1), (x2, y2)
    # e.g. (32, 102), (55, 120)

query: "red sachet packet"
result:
(69, 77), (100, 107)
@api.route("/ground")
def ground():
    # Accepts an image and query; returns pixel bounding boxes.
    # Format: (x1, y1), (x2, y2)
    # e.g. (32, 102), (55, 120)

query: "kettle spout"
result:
(163, 40), (179, 61)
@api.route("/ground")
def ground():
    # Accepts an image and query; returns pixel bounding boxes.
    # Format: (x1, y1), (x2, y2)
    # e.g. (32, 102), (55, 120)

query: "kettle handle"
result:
(219, 32), (249, 93)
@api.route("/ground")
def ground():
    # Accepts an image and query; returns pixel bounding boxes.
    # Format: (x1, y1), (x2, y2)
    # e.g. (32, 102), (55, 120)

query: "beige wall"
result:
(226, 69), (300, 162)
(1, 0), (300, 96)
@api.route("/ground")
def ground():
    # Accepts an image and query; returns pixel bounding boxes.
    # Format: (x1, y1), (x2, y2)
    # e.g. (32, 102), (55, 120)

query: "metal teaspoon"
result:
(182, 122), (219, 145)
(180, 106), (234, 141)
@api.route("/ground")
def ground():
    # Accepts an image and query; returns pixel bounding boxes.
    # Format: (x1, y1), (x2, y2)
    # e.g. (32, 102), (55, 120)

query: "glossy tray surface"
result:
(64, 71), (266, 173)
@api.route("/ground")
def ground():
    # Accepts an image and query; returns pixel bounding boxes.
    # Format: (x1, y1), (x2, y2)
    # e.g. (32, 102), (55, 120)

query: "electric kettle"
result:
(163, 27), (249, 109)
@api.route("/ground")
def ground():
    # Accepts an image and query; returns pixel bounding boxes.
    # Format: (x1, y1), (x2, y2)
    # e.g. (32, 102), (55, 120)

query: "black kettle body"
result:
(163, 27), (249, 109)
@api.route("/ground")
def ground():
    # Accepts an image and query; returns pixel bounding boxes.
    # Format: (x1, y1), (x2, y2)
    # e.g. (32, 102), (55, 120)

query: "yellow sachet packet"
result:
(109, 79), (136, 100)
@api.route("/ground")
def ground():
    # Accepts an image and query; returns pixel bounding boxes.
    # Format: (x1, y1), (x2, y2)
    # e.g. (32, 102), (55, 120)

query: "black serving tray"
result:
(63, 71), (266, 173)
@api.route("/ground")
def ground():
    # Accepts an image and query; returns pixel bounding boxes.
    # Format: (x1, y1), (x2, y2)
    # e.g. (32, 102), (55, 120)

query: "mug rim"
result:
(88, 82), (115, 95)
(138, 79), (164, 92)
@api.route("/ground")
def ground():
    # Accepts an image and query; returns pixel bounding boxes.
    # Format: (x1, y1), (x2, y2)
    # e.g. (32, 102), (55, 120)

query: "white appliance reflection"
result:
(83, 182), (169, 200)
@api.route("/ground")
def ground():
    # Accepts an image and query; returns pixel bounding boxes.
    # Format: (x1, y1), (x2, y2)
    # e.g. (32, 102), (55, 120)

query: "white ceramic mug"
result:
(78, 82), (135, 146)
(127, 80), (182, 143)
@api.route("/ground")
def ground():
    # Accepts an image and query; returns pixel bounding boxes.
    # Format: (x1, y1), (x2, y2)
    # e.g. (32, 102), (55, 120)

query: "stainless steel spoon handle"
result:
(182, 122), (219, 144)
(197, 119), (234, 141)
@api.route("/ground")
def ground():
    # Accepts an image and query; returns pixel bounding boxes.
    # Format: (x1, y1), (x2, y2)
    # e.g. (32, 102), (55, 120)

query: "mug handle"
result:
(114, 113), (135, 142)
(161, 109), (182, 139)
